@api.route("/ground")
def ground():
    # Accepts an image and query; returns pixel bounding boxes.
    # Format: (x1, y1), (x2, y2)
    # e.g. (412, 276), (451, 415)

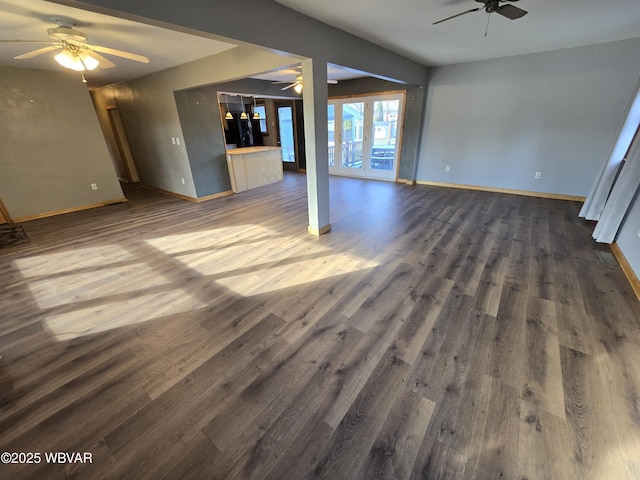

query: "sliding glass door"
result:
(328, 93), (404, 181)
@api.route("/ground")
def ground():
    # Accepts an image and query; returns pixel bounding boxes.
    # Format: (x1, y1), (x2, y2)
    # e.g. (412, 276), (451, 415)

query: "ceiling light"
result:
(239, 95), (248, 119)
(223, 94), (233, 119)
(252, 96), (260, 119)
(79, 52), (99, 71)
(294, 83), (303, 94)
(54, 49), (84, 71)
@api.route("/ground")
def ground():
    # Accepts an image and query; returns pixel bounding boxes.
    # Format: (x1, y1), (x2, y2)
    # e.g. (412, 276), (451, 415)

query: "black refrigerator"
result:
(224, 114), (263, 148)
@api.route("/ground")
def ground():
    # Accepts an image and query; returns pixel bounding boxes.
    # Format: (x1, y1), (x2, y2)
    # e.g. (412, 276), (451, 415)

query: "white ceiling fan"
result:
(1, 19), (149, 72)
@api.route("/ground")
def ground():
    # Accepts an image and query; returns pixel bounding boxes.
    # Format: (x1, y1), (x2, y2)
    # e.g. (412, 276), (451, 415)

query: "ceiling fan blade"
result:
(85, 50), (116, 69)
(433, 7), (481, 25)
(281, 82), (298, 91)
(0, 40), (56, 44)
(90, 44), (149, 64)
(496, 4), (527, 19)
(14, 45), (61, 60)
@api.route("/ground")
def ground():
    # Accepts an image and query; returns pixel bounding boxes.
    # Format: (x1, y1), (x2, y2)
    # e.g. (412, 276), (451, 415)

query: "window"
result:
(254, 105), (268, 133)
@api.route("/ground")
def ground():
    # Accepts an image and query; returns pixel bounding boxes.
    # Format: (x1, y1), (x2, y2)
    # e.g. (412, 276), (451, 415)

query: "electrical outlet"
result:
(534, 171), (541, 179)
(171, 137), (176, 145)
(90, 183), (98, 190)
(175, 137), (180, 145)
(445, 165), (451, 172)
(181, 178), (185, 185)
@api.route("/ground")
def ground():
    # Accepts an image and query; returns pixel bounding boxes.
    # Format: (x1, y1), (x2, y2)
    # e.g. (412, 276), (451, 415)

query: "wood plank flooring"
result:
(1, 173), (640, 479)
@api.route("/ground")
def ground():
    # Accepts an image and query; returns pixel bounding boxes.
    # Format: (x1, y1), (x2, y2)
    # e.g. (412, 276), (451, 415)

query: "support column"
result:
(301, 58), (331, 236)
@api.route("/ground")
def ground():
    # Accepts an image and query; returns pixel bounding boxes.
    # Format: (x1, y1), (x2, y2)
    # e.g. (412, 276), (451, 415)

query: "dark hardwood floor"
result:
(1, 173), (640, 479)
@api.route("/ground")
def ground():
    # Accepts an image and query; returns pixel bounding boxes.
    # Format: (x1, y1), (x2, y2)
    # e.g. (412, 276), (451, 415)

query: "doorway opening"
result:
(106, 106), (139, 184)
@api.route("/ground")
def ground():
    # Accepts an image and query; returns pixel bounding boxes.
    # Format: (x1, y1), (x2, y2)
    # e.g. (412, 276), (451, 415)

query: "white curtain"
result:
(581, 81), (640, 221)
(579, 157), (625, 221)
(592, 138), (640, 243)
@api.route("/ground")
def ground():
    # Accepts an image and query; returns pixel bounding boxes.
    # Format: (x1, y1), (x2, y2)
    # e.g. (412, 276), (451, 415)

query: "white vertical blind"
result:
(592, 138), (640, 243)
(580, 80), (640, 222)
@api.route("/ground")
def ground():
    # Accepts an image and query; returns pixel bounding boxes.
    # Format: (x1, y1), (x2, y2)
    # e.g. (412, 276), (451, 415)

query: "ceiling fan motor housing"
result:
(47, 26), (87, 43)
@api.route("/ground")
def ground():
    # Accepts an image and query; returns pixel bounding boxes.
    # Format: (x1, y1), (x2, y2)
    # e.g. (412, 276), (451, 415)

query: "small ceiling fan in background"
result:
(272, 67), (338, 93)
(0, 19), (149, 76)
(433, 0), (527, 30)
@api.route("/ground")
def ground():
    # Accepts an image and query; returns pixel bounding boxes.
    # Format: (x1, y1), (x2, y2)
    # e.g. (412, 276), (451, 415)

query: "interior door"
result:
(276, 103), (297, 171)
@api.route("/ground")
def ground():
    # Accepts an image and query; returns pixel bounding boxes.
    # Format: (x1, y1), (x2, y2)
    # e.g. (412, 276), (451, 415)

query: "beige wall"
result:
(0, 66), (124, 220)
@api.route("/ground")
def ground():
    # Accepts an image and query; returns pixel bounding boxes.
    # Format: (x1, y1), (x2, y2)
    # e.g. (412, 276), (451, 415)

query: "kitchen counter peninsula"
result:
(226, 146), (283, 193)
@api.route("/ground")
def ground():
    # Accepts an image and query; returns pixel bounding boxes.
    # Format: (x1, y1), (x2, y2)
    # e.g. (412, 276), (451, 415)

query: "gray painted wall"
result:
(93, 46), (296, 197)
(416, 38), (640, 197)
(175, 78), (303, 197)
(174, 88), (231, 197)
(329, 77), (426, 181)
(0, 66), (124, 220)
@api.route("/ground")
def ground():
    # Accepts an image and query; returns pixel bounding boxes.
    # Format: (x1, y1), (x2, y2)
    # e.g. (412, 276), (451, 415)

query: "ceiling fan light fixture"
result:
(294, 83), (303, 94)
(78, 52), (99, 71)
(54, 49), (85, 71)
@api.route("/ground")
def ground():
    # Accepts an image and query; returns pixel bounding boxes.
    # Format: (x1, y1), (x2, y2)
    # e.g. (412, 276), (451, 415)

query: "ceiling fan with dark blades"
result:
(433, 0), (527, 25)
(0, 19), (149, 72)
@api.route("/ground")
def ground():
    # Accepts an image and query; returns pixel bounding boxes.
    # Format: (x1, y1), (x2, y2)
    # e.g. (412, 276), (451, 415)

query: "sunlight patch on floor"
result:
(43, 289), (203, 341)
(143, 224), (282, 255)
(15, 224), (378, 342)
(214, 251), (377, 297)
(28, 263), (172, 309)
(14, 245), (134, 278)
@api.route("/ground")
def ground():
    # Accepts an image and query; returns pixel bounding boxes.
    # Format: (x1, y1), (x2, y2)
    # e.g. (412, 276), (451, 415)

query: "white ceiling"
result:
(1, 0), (639, 89)
(275, 0), (640, 66)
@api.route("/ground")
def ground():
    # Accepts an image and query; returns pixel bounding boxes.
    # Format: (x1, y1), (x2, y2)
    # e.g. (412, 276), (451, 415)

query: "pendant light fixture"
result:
(252, 96), (260, 119)
(239, 95), (248, 120)
(224, 94), (233, 120)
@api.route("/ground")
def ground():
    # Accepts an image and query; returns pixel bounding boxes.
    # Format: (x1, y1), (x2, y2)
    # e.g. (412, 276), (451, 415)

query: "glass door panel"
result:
(368, 98), (400, 180)
(327, 104), (338, 174)
(327, 93), (403, 182)
(341, 102), (365, 173)
(277, 105), (295, 164)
